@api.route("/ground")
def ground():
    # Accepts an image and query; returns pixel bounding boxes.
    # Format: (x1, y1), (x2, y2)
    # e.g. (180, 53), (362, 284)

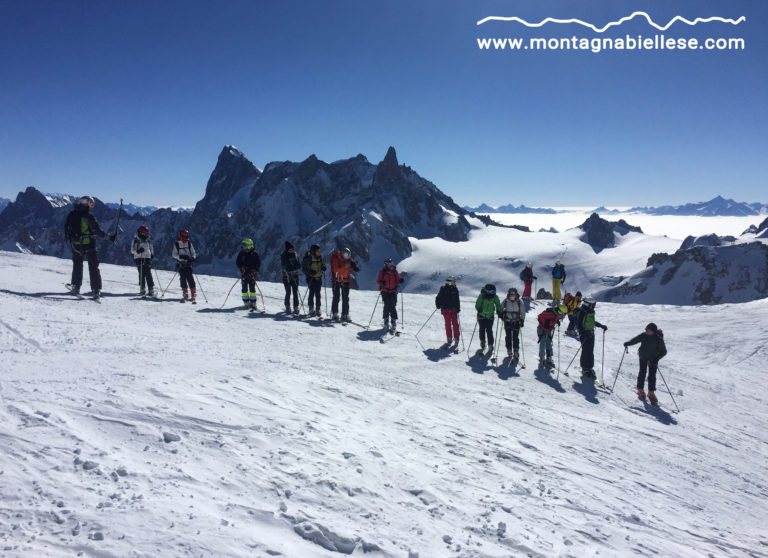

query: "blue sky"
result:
(1, 0), (765, 207)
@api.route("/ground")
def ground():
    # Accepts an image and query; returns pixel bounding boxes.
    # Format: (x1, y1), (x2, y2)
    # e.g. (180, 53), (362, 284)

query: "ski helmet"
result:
(526, 262), (532, 268)
(310, 244), (320, 253)
(384, 257), (393, 265)
(445, 276), (456, 284)
(242, 238), (254, 250)
(484, 283), (496, 294)
(78, 196), (95, 208)
(575, 291), (582, 298)
(646, 323), (658, 333)
(137, 225), (149, 237)
(178, 229), (190, 241)
(557, 303), (568, 315)
(508, 287), (518, 296)
(583, 297), (596, 307)
(342, 248), (351, 259)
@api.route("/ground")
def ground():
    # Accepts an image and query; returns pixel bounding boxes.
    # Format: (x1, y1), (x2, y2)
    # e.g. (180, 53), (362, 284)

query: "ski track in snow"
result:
(0, 250), (766, 558)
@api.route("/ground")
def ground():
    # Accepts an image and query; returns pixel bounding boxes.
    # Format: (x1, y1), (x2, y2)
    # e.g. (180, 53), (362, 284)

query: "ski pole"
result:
(220, 277), (241, 309)
(657, 364), (680, 413)
(400, 289), (404, 328)
(466, 320), (478, 356)
(414, 307), (437, 343)
(193, 273), (208, 303)
(609, 347), (628, 393)
(162, 271), (178, 297)
(519, 323), (525, 368)
(299, 284), (308, 314)
(601, 328), (606, 384)
(254, 281), (266, 312)
(365, 292), (382, 329)
(139, 260), (143, 292)
(458, 316), (465, 351)
(323, 271), (328, 315)
(560, 344), (582, 381)
(492, 318), (502, 363)
(557, 323), (561, 372)
(153, 268), (161, 294)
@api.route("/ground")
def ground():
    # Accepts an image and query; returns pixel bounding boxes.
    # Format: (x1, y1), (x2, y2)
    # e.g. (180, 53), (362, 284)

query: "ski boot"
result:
(390, 320), (397, 334)
(293, 307), (299, 316)
(636, 389), (646, 399)
(140, 287), (146, 296)
(148, 287), (156, 297)
(190, 289), (197, 304)
(332, 313), (340, 322)
(182, 288), (189, 302)
(341, 314), (350, 323)
(647, 391), (658, 405)
(284, 304), (291, 314)
(382, 319), (390, 331)
(92, 289), (101, 300)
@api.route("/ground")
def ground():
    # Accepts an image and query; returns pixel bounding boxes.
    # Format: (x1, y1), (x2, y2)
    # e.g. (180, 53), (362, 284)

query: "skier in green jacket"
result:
(475, 283), (502, 354)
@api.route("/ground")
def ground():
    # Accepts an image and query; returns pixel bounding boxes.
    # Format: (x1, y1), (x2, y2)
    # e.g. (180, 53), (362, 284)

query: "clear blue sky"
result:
(1, 0), (765, 207)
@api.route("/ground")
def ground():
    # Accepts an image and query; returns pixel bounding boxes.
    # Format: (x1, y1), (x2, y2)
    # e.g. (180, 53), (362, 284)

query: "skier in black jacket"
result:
(236, 238), (261, 309)
(64, 196), (115, 298)
(435, 276), (461, 345)
(281, 241), (301, 314)
(624, 323), (667, 404)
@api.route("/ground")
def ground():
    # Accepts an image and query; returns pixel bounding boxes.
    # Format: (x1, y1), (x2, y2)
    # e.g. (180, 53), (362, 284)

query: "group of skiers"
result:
(64, 196), (667, 401)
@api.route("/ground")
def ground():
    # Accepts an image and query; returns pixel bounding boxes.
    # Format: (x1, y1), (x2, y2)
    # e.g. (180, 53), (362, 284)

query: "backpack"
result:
(563, 292), (573, 306)
(552, 265), (563, 279)
(301, 251), (312, 275)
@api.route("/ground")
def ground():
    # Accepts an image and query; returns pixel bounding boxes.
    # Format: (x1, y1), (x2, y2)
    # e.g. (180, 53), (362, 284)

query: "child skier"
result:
(236, 238), (261, 309)
(519, 263), (536, 299)
(302, 244), (326, 317)
(172, 229), (197, 302)
(564, 291), (582, 338)
(281, 241), (301, 314)
(551, 260), (566, 303)
(475, 284), (502, 354)
(624, 323), (667, 404)
(576, 297), (607, 379)
(376, 258), (404, 332)
(536, 303), (562, 368)
(131, 225), (156, 297)
(330, 247), (360, 322)
(435, 277), (461, 346)
(501, 288), (525, 360)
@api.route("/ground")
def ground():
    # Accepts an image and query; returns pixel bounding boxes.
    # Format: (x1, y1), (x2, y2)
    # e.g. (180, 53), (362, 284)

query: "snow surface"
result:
(1, 250), (767, 557)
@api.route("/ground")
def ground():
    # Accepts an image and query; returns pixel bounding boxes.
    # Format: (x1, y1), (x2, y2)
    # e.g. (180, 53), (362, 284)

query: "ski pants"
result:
(478, 316), (494, 348)
(504, 320), (521, 352)
(135, 258), (155, 290)
(537, 327), (553, 361)
(331, 282), (350, 316)
(442, 309), (460, 340)
(552, 278), (562, 302)
(523, 280), (533, 298)
(283, 272), (299, 309)
(580, 332), (595, 370)
(381, 291), (398, 322)
(306, 276), (322, 312)
(71, 247), (102, 291)
(179, 265), (195, 291)
(241, 272), (256, 302)
(567, 314), (576, 332)
(637, 358), (659, 392)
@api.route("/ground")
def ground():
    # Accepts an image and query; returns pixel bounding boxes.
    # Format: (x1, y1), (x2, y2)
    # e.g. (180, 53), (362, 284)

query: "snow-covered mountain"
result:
(0, 146), (475, 286)
(626, 195), (767, 216)
(0, 196), (10, 211)
(1, 250), (766, 557)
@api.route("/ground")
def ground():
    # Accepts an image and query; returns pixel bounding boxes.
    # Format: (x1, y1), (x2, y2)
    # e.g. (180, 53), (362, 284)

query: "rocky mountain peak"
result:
(373, 146), (400, 186)
(578, 213), (643, 250)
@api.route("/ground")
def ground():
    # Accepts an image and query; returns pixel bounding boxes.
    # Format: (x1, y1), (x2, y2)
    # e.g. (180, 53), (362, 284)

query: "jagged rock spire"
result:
(373, 146), (400, 186)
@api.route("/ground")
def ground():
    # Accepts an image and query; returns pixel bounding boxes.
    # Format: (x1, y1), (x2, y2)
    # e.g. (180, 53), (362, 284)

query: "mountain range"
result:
(466, 195), (768, 216)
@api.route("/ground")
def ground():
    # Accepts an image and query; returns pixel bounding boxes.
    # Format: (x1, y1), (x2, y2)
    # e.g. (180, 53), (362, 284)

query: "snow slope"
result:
(1, 251), (766, 557)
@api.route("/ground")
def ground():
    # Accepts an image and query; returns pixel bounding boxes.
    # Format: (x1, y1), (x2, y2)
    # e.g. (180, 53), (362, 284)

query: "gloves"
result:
(533, 276), (537, 280)
(623, 342), (629, 347)
(108, 233), (117, 243)
(399, 277), (404, 283)
(601, 325), (608, 331)
(136, 247), (145, 254)
(180, 255), (190, 261)
(519, 320), (524, 328)
(322, 265), (327, 271)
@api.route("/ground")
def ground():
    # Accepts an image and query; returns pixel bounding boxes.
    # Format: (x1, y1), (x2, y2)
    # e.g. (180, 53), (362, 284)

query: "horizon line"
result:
(476, 11), (746, 33)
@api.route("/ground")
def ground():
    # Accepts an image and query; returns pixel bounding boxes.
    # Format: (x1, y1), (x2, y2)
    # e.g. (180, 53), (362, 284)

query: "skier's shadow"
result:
(466, 352), (491, 375)
(197, 307), (241, 314)
(424, 348), (454, 362)
(533, 366), (567, 393)
(357, 329), (384, 342)
(496, 361), (520, 381)
(571, 378), (600, 405)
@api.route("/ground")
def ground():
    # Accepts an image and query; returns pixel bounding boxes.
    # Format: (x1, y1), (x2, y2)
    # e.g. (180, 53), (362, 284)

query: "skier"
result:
(519, 263), (536, 299)
(551, 260), (566, 303)
(64, 195), (115, 299)
(435, 276), (461, 346)
(281, 241), (301, 314)
(501, 288), (525, 360)
(172, 229), (197, 302)
(376, 258), (404, 332)
(475, 284), (502, 354)
(330, 247), (359, 323)
(236, 238), (261, 309)
(564, 291), (582, 338)
(576, 297), (607, 379)
(624, 323), (667, 404)
(302, 244), (326, 317)
(130, 225), (156, 297)
(536, 303), (563, 368)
